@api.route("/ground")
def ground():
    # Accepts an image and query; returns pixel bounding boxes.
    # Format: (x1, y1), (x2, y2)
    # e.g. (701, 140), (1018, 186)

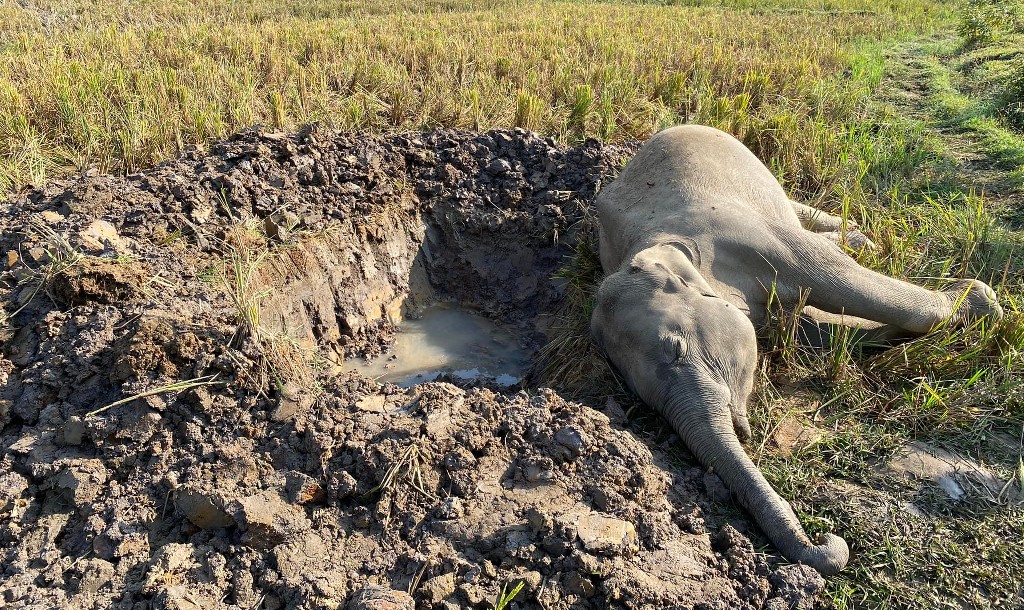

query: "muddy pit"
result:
(0, 127), (827, 609)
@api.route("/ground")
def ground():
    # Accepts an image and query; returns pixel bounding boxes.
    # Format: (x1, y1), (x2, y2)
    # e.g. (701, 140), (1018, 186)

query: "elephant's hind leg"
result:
(760, 224), (1002, 334)
(789, 200), (875, 251)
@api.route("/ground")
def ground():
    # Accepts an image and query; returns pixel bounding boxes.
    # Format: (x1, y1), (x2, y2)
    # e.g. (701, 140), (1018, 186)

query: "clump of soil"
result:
(0, 126), (825, 609)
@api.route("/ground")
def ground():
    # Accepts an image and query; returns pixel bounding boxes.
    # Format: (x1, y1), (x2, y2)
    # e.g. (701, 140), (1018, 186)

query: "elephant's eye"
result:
(660, 332), (688, 363)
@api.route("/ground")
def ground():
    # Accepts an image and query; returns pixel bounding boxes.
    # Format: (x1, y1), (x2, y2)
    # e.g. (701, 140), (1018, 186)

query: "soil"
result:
(0, 126), (827, 609)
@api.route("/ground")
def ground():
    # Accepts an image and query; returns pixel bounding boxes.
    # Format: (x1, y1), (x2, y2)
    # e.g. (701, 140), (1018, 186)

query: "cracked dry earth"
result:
(0, 126), (827, 610)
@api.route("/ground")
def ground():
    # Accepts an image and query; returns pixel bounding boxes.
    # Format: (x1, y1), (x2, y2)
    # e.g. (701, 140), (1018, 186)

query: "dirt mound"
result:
(0, 127), (826, 609)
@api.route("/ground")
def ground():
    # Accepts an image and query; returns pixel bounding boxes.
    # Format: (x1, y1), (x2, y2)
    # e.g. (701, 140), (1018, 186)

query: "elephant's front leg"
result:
(591, 247), (850, 575)
(798, 306), (913, 349)
(753, 223), (1002, 333)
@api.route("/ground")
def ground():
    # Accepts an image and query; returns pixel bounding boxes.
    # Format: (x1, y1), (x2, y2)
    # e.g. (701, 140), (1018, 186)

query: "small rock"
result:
(419, 572), (457, 605)
(76, 558), (115, 595)
(174, 486), (234, 529)
(575, 512), (638, 555)
(769, 564), (825, 605)
(554, 426), (585, 457)
(152, 585), (213, 610)
(5, 250), (18, 268)
(516, 570), (542, 592)
(564, 571), (595, 598)
(331, 471), (358, 501)
(39, 210), (65, 224)
(542, 536), (569, 556)
(27, 247), (48, 263)
(273, 382), (314, 421)
(49, 459), (108, 504)
(486, 159), (512, 175)
(0, 472), (29, 514)
(60, 416), (86, 446)
(347, 586), (415, 610)
(434, 496), (464, 520)
(526, 507), (550, 532)
(230, 490), (311, 549)
(78, 219), (124, 253)
(285, 471), (325, 505)
(457, 584), (488, 606)
(355, 395), (386, 413)
(143, 543), (195, 592)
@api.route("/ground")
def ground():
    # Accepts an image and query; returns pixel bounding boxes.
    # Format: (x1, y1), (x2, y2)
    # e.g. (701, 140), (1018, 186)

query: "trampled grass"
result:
(4, 0), (1024, 608)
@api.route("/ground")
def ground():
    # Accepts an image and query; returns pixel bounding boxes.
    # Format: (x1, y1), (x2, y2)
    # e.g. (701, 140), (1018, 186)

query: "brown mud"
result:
(0, 127), (826, 609)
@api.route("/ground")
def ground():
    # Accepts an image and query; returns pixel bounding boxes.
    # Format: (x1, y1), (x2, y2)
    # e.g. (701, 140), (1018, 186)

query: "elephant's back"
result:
(596, 125), (793, 271)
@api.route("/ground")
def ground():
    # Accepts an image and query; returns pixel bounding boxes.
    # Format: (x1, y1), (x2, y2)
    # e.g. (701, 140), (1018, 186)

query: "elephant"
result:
(590, 125), (1003, 575)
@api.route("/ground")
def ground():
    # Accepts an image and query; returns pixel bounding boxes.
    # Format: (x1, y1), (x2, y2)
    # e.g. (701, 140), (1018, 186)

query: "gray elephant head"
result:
(591, 242), (850, 576)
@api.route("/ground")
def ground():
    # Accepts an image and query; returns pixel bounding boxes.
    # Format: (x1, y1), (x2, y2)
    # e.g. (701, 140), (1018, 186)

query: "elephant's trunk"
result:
(665, 395), (849, 576)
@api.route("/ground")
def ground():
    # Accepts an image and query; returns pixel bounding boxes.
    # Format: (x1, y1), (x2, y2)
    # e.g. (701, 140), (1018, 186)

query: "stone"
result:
(769, 564), (825, 606)
(76, 558), (115, 595)
(152, 585), (213, 610)
(142, 543), (195, 592)
(27, 247), (48, 263)
(285, 471), (325, 505)
(564, 571), (595, 598)
(78, 219), (124, 253)
(330, 471), (358, 501)
(49, 459), (108, 504)
(554, 426), (585, 457)
(517, 570), (542, 592)
(348, 586), (415, 610)
(273, 383), (314, 421)
(39, 210), (64, 224)
(60, 416), (86, 446)
(230, 490), (311, 549)
(457, 583), (488, 606)
(174, 486), (234, 529)
(434, 496), (464, 520)
(0, 471), (29, 514)
(355, 395), (386, 413)
(575, 512), (638, 555)
(419, 572), (457, 605)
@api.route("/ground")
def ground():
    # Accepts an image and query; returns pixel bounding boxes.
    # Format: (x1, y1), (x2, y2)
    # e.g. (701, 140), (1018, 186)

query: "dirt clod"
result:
(348, 586), (416, 610)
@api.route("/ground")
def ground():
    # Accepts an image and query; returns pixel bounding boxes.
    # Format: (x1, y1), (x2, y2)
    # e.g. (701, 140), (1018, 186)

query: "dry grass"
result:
(2, 0), (945, 196)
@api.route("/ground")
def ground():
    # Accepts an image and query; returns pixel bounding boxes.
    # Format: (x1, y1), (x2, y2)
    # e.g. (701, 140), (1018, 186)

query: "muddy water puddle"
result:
(345, 303), (533, 387)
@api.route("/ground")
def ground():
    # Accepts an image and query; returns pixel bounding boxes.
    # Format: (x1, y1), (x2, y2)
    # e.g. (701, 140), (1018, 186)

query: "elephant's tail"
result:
(674, 408), (849, 576)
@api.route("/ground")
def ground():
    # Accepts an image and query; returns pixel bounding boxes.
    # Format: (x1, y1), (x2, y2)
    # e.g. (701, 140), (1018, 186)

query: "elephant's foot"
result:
(943, 279), (1002, 327)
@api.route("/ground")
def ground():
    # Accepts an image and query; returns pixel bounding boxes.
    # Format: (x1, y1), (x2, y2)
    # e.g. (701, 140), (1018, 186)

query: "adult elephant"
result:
(590, 125), (1002, 575)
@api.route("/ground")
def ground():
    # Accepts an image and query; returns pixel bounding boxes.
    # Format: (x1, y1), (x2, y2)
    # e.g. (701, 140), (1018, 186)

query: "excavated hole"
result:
(258, 207), (569, 390)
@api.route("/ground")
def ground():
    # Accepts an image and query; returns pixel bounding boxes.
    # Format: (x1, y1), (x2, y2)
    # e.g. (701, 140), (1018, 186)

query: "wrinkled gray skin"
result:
(591, 125), (1003, 576)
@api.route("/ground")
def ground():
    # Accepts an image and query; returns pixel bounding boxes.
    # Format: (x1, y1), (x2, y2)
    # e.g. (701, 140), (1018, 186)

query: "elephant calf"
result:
(590, 125), (1002, 575)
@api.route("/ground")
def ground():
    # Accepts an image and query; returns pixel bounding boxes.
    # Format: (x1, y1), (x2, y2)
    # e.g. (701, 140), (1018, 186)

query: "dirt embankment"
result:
(0, 126), (826, 609)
